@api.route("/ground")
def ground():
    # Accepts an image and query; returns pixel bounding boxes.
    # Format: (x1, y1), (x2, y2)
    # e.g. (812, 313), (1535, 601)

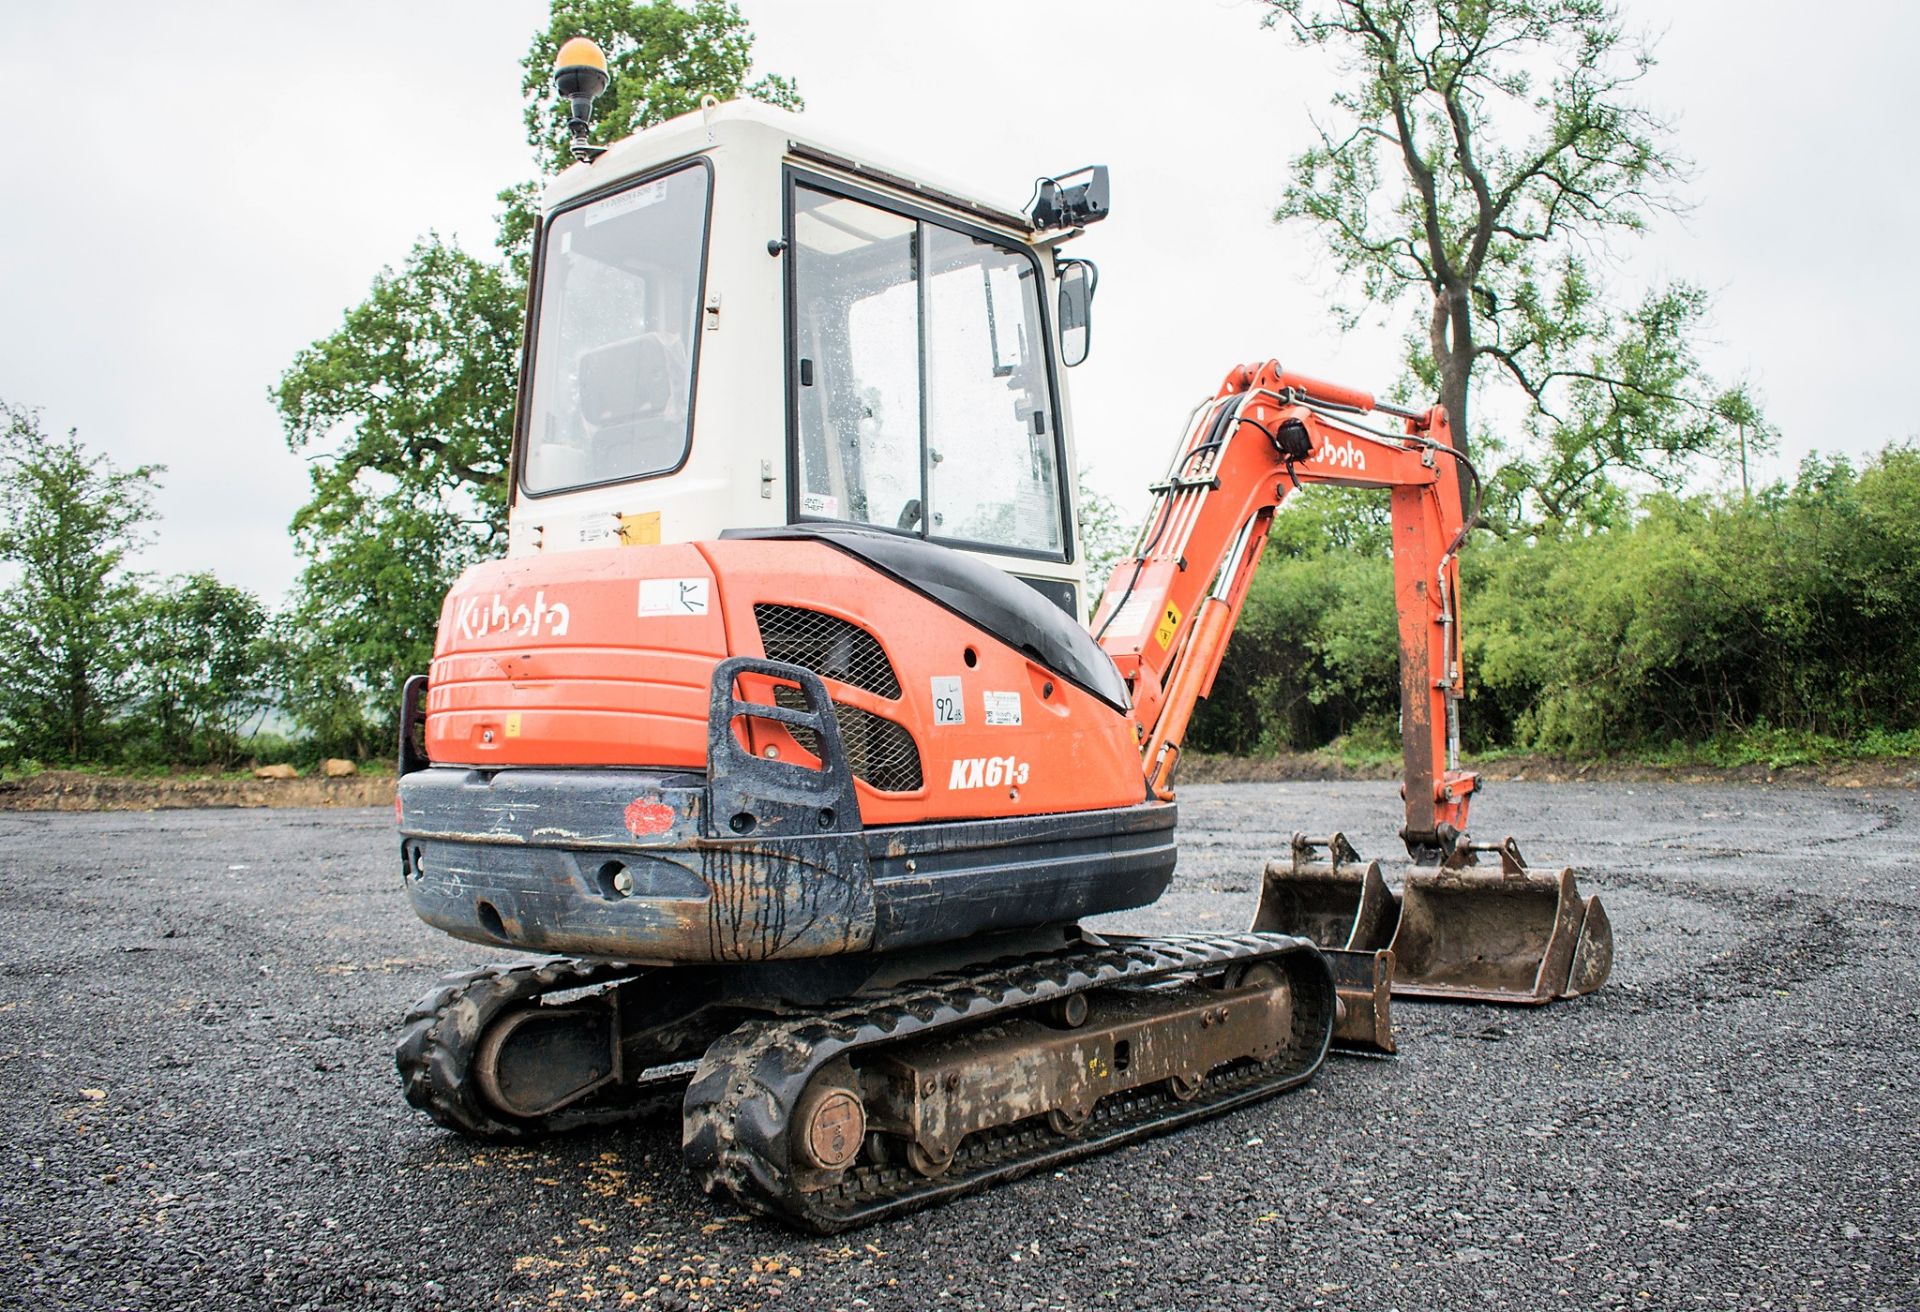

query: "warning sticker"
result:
(983, 691), (1022, 726)
(639, 577), (710, 616)
(1153, 601), (1183, 650)
(800, 491), (839, 517)
(550, 512), (622, 549)
(1102, 593), (1153, 638)
(618, 510), (661, 546)
(931, 676), (965, 725)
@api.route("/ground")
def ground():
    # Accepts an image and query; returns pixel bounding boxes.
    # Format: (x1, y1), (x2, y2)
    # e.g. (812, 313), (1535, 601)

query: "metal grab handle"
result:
(1446, 834), (1529, 875)
(704, 656), (863, 841)
(398, 673), (431, 776)
(1291, 830), (1363, 870)
(708, 656), (848, 771)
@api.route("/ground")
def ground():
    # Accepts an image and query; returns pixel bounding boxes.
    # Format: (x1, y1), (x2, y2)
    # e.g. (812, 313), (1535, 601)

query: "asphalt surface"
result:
(3, 781), (1916, 1311)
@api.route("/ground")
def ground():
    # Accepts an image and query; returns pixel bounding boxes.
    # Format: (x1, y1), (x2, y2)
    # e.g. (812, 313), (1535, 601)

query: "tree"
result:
(280, 496), (474, 759)
(277, 237), (523, 549)
(131, 573), (273, 767)
(1712, 381), (1771, 502)
(1264, 0), (1759, 530)
(272, 237), (521, 747)
(274, 2), (801, 744)
(503, 1), (803, 268)
(1075, 475), (1135, 611)
(0, 404), (161, 764)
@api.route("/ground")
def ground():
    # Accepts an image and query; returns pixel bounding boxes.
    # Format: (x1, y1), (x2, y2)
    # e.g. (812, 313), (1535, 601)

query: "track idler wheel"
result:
(474, 1004), (620, 1120)
(793, 1076), (867, 1174)
(395, 958), (686, 1140)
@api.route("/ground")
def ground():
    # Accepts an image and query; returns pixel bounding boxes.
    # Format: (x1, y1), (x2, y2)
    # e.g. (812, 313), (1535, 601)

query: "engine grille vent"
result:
(752, 604), (902, 699)
(773, 685), (924, 793)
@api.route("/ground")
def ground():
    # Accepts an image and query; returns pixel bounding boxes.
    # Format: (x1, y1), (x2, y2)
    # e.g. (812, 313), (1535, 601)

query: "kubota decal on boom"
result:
(1313, 437), (1367, 471)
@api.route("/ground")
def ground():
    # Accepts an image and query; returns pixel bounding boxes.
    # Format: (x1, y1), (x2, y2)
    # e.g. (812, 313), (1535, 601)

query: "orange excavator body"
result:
(401, 360), (1610, 1006)
(424, 537), (1147, 824)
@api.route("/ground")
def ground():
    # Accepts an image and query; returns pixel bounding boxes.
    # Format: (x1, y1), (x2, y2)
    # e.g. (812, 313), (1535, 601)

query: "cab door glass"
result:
(924, 226), (1062, 553)
(792, 187), (922, 530)
(522, 164), (710, 495)
(790, 180), (1065, 557)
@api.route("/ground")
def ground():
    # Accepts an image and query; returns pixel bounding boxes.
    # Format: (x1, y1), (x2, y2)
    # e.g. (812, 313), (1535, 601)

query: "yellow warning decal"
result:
(619, 511), (661, 546)
(1153, 601), (1182, 650)
(504, 713), (522, 738)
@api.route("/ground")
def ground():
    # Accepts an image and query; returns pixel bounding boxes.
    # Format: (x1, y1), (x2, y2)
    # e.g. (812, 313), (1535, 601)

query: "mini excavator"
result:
(393, 41), (1612, 1232)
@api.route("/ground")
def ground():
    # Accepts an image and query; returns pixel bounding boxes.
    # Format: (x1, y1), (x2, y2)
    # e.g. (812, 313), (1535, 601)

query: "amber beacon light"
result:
(554, 36), (610, 162)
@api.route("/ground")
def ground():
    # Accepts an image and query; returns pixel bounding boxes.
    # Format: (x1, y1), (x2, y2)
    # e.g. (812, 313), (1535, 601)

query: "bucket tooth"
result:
(1387, 840), (1611, 1004)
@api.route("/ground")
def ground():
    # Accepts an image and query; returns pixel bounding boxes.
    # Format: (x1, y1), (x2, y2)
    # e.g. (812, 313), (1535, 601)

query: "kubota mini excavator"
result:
(392, 41), (1612, 1231)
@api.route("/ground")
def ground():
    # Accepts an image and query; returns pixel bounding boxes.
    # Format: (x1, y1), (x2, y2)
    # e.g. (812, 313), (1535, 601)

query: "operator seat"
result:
(721, 523), (1129, 713)
(576, 332), (690, 475)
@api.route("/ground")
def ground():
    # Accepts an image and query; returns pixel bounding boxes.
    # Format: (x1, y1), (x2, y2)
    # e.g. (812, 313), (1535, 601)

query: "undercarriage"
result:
(396, 931), (1333, 1231)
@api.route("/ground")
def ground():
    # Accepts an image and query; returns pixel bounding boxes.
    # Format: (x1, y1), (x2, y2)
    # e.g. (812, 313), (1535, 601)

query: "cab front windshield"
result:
(520, 163), (710, 496)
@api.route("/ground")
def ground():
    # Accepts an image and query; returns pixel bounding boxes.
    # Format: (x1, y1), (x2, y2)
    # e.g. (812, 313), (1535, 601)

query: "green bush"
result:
(1189, 490), (1398, 753)
(1189, 445), (1920, 759)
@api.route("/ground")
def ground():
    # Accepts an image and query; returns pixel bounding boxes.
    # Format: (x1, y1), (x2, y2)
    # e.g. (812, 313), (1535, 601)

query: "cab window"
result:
(520, 163), (711, 496)
(790, 180), (1065, 557)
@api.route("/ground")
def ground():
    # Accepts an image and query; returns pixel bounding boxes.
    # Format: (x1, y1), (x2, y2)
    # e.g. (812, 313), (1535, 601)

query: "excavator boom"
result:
(1093, 361), (1612, 1015)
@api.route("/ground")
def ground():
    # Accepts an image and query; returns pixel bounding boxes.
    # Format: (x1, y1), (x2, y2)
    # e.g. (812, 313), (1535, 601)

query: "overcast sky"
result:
(2, 1), (1913, 604)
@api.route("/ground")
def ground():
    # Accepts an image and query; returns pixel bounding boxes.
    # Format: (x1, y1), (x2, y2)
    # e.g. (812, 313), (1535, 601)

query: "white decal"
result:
(800, 491), (839, 517)
(584, 179), (667, 226)
(983, 691), (1022, 726)
(454, 590), (572, 641)
(639, 577), (711, 616)
(1315, 438), (1368, 471)
(548, 512), (621, 549)
(948, 755), (1031, 790)
(930, 676), (964, 725)
(1101, 594), (1153, 639)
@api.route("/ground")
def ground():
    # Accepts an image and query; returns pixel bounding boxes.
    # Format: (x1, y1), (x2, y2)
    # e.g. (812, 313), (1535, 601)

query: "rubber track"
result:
(682, 932), (1334, 1232)
(395, 957), (684, 1140)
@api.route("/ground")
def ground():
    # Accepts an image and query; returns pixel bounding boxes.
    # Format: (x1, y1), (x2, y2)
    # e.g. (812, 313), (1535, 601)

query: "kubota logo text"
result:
(1315, 438), (1367, 471)
(454, 590), (572, 641)
(948, 755), (1031, 790)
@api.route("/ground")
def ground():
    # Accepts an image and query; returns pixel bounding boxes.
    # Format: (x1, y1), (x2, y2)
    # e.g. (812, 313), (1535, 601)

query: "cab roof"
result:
(540, 99), (1039, 237)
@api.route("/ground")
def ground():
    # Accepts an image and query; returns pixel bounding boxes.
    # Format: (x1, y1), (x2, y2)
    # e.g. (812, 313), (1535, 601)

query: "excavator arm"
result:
(1092, 360), (1477, 859)
(1092, 360), (1611, 1017)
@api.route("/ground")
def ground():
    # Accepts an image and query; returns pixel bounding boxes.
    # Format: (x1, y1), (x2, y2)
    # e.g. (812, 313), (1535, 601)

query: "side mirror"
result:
(1057, 260), (1097, 368)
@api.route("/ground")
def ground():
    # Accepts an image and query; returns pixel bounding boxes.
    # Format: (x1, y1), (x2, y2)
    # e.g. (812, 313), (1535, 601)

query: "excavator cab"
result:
(503, 99), (1099, 624)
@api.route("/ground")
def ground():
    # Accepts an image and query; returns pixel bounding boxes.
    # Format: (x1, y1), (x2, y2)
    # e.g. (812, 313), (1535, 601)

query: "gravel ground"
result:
(2, 781), (1916, 1311)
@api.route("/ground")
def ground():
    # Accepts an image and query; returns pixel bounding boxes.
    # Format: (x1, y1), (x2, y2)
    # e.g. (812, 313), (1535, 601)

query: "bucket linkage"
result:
(1254, 830), (1612, 1034)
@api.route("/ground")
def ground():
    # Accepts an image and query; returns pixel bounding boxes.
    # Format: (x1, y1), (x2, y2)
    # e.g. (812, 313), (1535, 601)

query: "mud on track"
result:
(2, 781), (1916, 1310)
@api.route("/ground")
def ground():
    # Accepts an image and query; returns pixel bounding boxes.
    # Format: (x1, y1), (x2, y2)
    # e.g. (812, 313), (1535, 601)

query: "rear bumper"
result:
(397, 765), (1176, 963)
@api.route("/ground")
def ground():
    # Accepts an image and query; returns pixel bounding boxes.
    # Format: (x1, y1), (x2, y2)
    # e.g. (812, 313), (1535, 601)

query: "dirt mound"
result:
(0, 769), (395, 812)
